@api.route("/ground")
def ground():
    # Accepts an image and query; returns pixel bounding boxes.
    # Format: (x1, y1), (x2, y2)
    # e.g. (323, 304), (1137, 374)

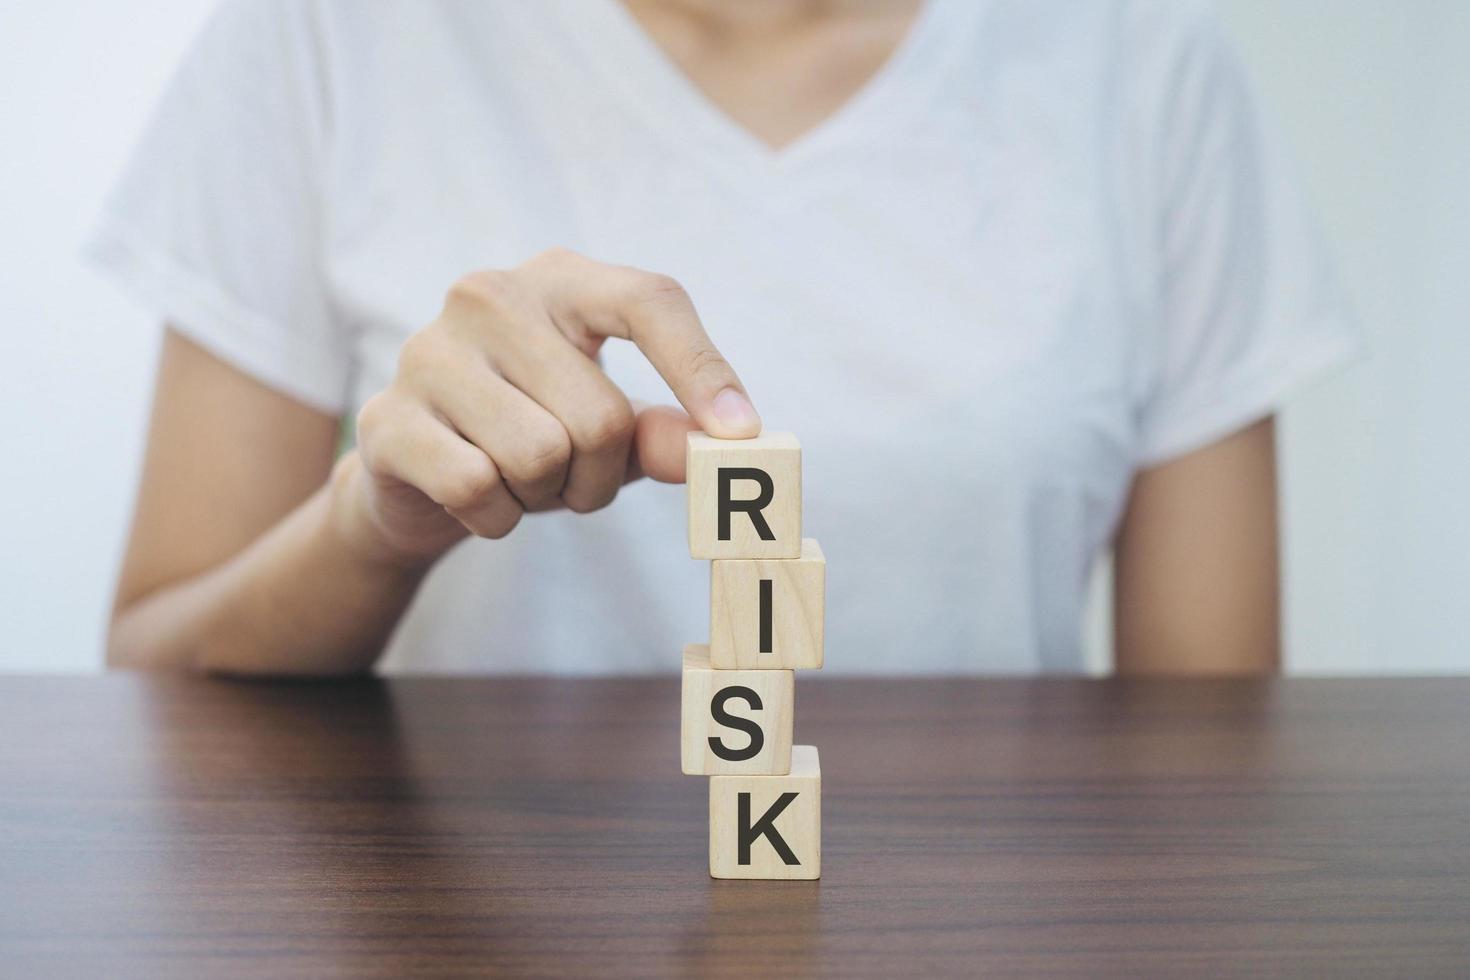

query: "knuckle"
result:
(515, 426), (572, 483)
(354, 393), (403, 471)
(628, 271), (689, 309)
(445, 269), (521, 316)
(396, 329), (449, 379)
(563, 482), (621, 515)
(439, 457), (500, 511)
(478, 506), (523, 540)
(570, 399), (636, 452)
(681, 343), (733, 387)
(355, 393), (389, 444)
(529, 245), (581, 269)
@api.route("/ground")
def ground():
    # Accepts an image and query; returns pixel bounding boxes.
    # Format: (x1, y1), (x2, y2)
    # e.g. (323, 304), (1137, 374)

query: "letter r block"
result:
(681, 645), (794, 776)
(710, 745), (821, 879)
(687, 432), (801, 559)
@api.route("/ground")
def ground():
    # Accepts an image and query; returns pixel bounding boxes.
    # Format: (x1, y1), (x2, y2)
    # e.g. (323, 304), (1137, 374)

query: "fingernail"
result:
(712, 387), (761, 435)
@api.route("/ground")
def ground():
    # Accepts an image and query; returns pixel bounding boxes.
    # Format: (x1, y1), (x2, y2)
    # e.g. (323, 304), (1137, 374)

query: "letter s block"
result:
(681, 645), (794, 775)
(710, 745), (821, 879)
(687, 432), (801, 559)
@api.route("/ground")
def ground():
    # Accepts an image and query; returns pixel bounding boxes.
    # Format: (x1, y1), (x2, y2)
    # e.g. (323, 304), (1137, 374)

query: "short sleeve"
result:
(1132, 3), (1360, 465)
(84, 0), (351, 414)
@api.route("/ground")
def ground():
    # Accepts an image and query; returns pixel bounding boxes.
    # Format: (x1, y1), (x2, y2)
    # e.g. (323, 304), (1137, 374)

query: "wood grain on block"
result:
(681, 645), (793, 776)
(710, 538), (825, 670)
(687, 431), (801, 559)
(710, 745), (821, 880)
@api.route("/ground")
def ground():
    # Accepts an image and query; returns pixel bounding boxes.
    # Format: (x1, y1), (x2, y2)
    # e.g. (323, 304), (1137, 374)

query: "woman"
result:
(90, 0), (1355, 676)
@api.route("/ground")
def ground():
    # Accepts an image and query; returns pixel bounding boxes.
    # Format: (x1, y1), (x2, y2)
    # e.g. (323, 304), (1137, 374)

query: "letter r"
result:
(717, 467), (775, 541)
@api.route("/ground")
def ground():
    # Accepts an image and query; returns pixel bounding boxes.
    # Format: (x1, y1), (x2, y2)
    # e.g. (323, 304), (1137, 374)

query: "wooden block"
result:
(687, 431), (801, 560)
(709, 745), (820, 880)
(681, 645), (793, 775)
(709, 538), (825, 670)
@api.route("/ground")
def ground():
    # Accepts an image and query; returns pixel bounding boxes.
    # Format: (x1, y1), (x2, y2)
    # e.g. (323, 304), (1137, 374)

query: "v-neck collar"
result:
(555, 0), (980, 186)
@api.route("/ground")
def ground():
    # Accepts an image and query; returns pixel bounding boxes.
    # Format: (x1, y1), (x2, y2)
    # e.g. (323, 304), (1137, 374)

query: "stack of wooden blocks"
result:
(683, 431), (823, 880)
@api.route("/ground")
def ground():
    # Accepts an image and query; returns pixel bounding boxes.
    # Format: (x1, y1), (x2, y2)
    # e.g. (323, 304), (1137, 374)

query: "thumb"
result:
(624, 403), (699, 484)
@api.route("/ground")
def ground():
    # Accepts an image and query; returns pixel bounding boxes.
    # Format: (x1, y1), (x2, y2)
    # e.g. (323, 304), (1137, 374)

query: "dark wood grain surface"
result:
(2, 674), (1468, 977)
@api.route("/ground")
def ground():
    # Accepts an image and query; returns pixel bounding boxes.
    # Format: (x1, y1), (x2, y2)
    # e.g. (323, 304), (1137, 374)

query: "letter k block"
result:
(687, 432), (801, 559)
(710, 746), (821, 879)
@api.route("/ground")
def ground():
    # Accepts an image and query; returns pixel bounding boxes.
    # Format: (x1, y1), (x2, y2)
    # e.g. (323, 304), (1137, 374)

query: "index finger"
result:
(519, 249), (762, 439)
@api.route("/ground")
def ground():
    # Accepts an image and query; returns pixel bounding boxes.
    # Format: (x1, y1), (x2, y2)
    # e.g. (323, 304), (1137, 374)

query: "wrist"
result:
(324, 451), (448, 575)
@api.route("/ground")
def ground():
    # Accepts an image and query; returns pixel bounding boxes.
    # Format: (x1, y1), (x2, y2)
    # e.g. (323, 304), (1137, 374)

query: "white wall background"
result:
(1220, 0), (1470, 673)
(0, 1), (1465, 674)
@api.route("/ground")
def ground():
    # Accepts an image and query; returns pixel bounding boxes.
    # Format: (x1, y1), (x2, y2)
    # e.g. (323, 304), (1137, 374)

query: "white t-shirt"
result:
(88, 0), (1356, 674)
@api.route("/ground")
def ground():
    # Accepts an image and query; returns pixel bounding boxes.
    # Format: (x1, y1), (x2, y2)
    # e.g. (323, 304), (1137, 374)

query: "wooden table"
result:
(2, 675), (1467, 977)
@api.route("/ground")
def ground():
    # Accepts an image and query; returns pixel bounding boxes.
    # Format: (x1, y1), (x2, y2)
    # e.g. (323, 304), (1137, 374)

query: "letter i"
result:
(759, 578), (773, 654)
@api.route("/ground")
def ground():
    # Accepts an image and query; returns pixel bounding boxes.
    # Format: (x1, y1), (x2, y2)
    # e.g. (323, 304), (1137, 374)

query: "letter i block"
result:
(681, 645), (793, 775)
(710, 538), (825, 669)
(710, 745), (821, 879)
(687, 432), (801, 559)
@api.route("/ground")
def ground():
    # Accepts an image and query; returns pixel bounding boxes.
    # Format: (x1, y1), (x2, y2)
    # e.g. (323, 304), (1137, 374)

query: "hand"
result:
(336, 248), (762, 566)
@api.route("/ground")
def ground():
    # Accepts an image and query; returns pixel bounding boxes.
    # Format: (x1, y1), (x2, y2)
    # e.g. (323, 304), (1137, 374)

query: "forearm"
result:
(108, 458), (433, 675)
(1112, 419), (1281, 677)
(1114, 616), (1279, 677)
